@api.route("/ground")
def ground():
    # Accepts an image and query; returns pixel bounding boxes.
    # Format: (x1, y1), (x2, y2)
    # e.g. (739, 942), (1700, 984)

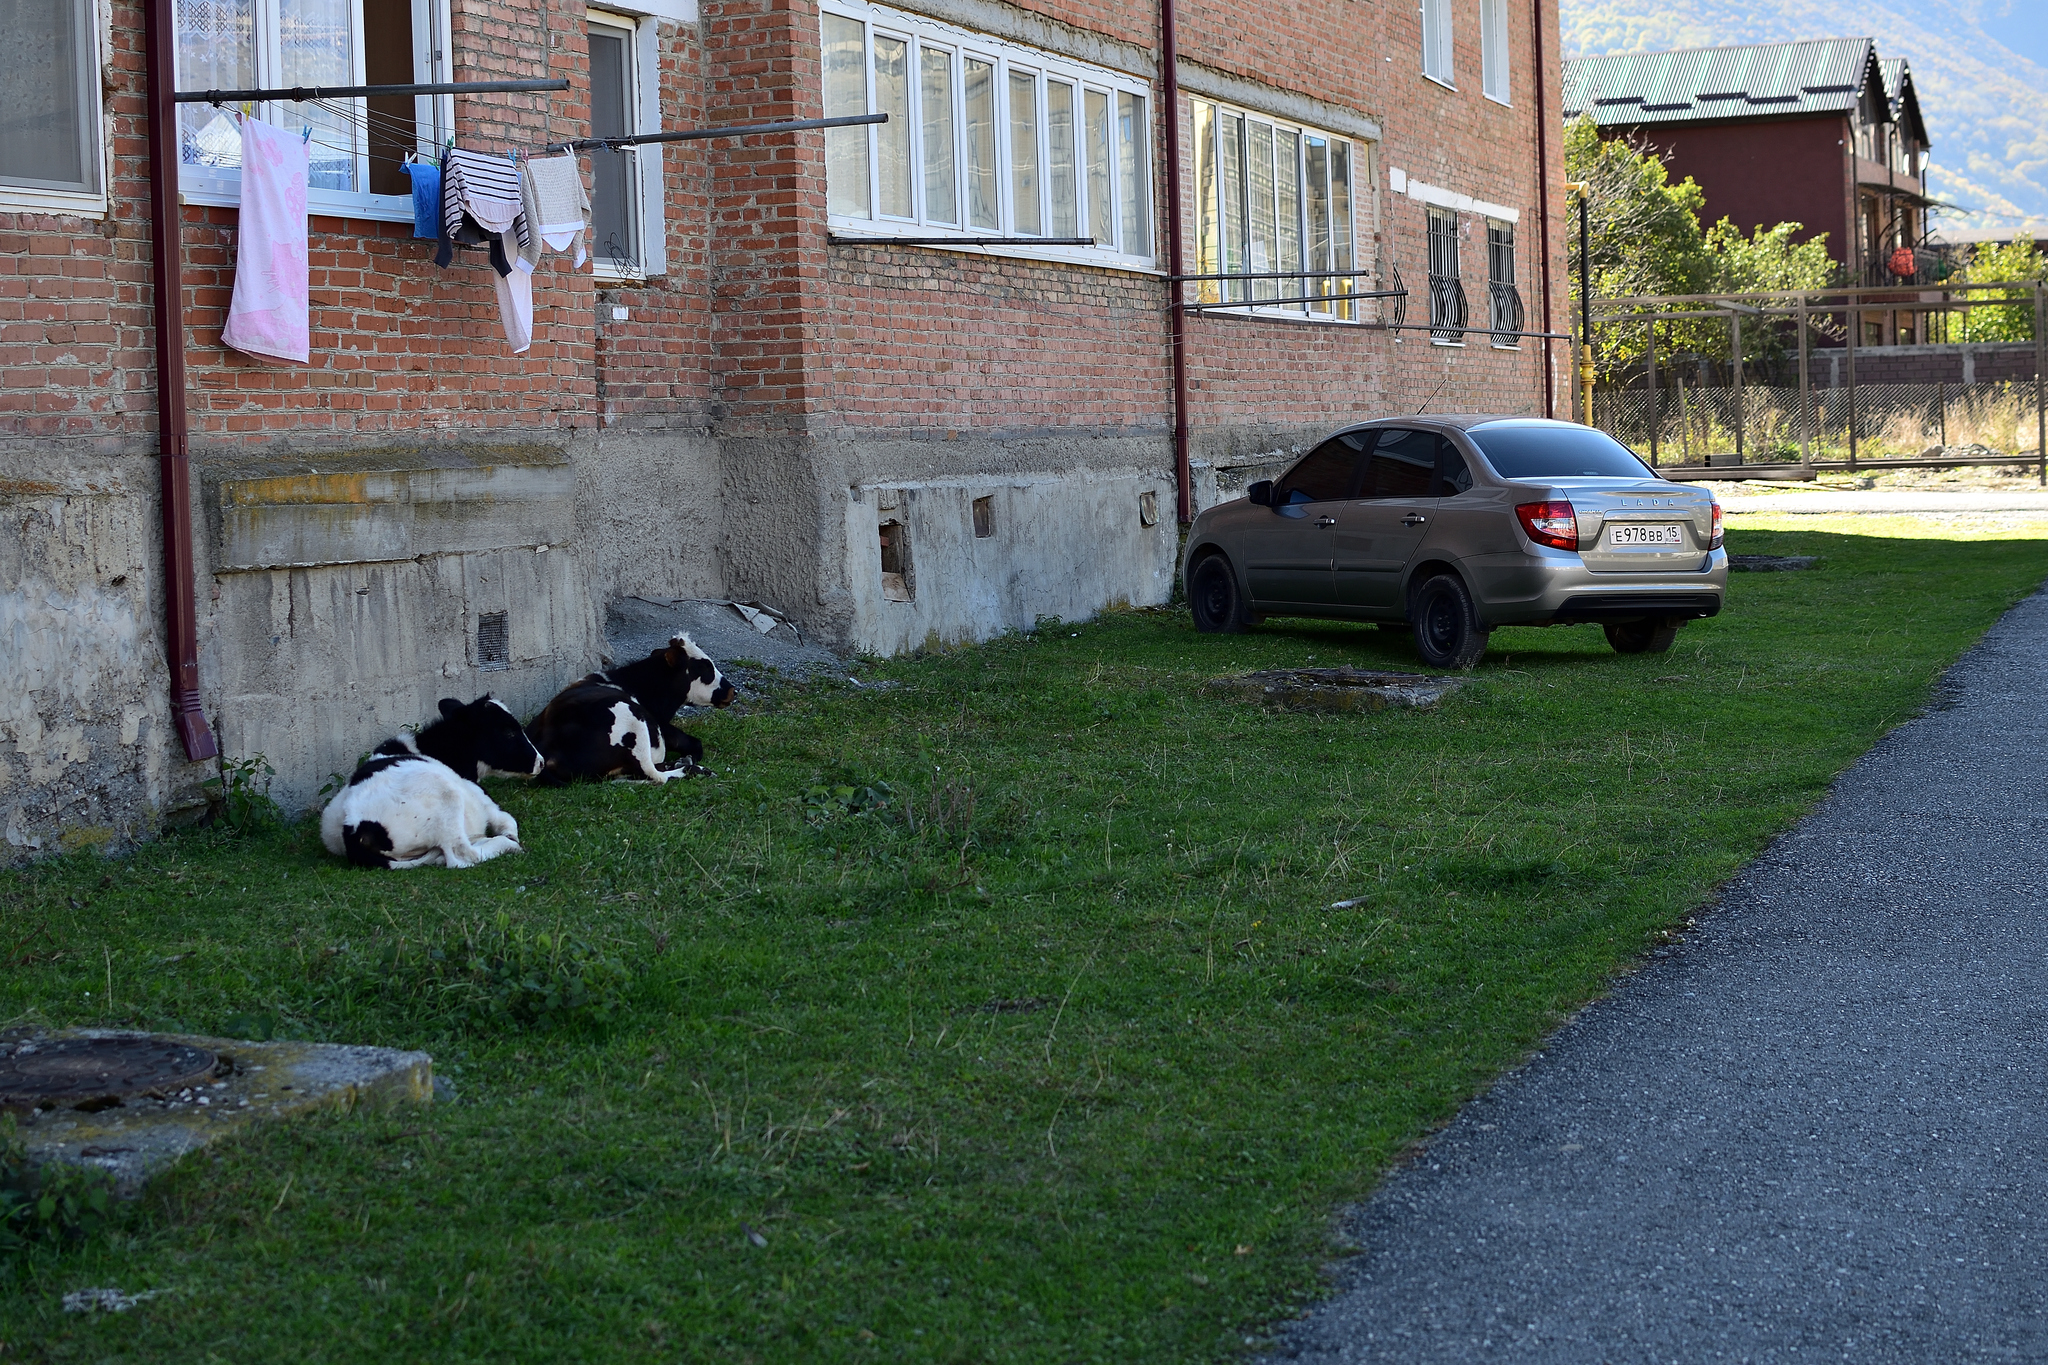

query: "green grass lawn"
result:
(3, 522), (2043, 1363)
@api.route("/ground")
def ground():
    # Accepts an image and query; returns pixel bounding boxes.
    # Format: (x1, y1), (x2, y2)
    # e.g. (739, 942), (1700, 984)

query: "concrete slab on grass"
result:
(9, 1029), (431, 1197)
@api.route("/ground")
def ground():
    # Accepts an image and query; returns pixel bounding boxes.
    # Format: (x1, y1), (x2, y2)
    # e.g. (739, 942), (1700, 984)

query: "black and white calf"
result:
(526, 633), (736, 784)
(320, 696), (544, 869)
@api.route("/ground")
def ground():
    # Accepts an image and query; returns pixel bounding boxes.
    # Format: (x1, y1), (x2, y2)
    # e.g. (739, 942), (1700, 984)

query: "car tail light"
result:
(1515, 500), (1579, 552)
(1709, 501), (1724, 549)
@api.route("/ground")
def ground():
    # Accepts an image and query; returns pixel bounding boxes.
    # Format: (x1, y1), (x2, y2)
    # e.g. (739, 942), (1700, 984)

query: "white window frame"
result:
(1421, 0), (1454, 90)
(1188, 95), (1373, 326)
(1480, 0), (1509, 105)
(820, 0), (1156, 270)
(587, 9), (665, 279)
(0, 0), (111, 215)
(174, 0), (454, 224)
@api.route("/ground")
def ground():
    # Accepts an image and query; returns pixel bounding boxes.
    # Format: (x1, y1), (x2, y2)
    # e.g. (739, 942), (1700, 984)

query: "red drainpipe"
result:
(1531, 0), (1555, 419)
(1161, 0), (1191, 523)
(144, 0), (219, 761)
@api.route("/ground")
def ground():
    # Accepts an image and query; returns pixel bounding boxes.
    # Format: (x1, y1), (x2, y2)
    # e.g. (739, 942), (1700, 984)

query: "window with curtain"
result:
(1, 0), (103, 202)
(1480, 0), (1509, 104)
(1191, 96), (1366, 323)
(820, 0), (1153, 263)
(1421, 0), (1454, 88)
(174, 0), (452, 220)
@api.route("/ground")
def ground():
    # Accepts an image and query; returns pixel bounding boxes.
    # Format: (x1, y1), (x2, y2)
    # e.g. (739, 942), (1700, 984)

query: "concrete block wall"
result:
(1803, 342), (2040, 389)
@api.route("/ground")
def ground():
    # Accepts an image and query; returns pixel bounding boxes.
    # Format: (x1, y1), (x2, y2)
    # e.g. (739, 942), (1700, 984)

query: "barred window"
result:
(1191, 97), (1365, 321)
(1487, 220), (1523, 346)
(821, 1), (1153, 265)
(1426, 207), (1466, 343)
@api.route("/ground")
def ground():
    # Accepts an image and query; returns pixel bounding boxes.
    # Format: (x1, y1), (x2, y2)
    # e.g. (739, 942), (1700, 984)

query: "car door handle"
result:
(1315, 516), (1338, 528)
(1402, 514), (1428, 526)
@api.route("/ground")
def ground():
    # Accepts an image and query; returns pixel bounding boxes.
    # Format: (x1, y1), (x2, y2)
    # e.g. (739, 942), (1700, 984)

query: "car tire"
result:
(1604, 618), (1681, 654)
(1188, 554), (1250, 634)
(1411, 574), (1489, 670)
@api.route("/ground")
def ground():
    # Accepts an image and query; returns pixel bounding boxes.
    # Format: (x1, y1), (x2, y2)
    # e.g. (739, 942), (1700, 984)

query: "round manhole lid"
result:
(0, 1037), (220, 1110)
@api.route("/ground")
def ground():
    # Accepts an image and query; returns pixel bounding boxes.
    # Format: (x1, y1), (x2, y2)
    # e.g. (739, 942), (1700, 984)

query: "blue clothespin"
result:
(302, 125), (313, 144)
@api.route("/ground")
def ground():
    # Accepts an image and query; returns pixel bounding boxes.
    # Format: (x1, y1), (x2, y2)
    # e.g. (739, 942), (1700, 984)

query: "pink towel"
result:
(221, 118), (310, 365)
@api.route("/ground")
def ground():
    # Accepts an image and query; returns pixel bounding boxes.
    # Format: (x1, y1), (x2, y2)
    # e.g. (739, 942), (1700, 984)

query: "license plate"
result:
(1607, 523), (1685, 549)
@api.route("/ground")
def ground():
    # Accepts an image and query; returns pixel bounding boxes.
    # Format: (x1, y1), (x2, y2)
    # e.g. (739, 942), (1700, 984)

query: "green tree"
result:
(1948, 235), (2041, 343)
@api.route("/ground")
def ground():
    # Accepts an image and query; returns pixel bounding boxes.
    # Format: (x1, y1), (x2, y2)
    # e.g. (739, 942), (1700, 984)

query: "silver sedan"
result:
(1182, 416), (1727, 669)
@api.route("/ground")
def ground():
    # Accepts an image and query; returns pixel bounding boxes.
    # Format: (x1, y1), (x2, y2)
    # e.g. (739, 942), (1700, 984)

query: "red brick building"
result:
(1563, 38), (1934, 344)
(1, 0), (1564, 844)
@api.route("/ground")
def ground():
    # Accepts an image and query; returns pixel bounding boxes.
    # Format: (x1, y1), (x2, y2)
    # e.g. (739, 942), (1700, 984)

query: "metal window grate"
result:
(477, 611), (510, 670)
(1427, 209), (1466, 342)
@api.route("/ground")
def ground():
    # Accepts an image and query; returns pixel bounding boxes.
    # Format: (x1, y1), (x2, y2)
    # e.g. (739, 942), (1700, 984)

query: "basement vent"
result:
(477, 611), (510, 670)
(879, 520), (913, 603)
(972, 496), (995, 538)
(1139, 490), (1159, 527)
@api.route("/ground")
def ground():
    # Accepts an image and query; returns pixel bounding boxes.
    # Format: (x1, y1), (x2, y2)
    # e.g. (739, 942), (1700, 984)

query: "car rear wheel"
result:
(1188, 554), (1249, 634)
(1412, 574), (1489, 670)
(1604, 618), (1681, 654)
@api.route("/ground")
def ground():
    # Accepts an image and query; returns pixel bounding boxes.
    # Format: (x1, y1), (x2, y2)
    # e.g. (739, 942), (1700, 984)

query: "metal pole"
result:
(1939, 378), (1946, 448)
(1846, 301), (1859, 472)
(1646, 318), (1659, 466)
(2035, 283), (2045, 486)
(1579, 190), (1594, 426)
(1161, 0), (1192, 523)
(1797, 295), (1812, 470)
(146, 0), (217, 762)
(174, 77), (567, 102)
(1532, 0), (1556, 419)
(1730, 310), (1744, 464)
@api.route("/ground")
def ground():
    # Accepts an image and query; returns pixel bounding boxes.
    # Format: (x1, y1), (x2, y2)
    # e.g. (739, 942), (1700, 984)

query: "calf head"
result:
(667, 633), (737, 708)
(416, 695), (545, 780)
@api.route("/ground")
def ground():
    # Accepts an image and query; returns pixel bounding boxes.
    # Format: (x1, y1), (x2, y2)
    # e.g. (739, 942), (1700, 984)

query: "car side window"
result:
(1435, 439), (1473, 496)
(1357, 428), (1437, 499)
(1276, 431), (1370, 505)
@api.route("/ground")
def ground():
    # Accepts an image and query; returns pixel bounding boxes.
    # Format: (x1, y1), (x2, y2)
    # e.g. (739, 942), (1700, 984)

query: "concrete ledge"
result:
(13, 1029), (431, 1198)
(218, 460), (575, 571)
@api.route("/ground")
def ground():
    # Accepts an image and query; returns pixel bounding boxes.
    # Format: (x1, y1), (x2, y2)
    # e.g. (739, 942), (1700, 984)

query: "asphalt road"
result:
(1269, 588), (2048, 1363)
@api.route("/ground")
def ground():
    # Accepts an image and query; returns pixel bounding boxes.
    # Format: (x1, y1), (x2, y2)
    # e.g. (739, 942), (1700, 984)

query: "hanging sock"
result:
(403, 158), (442, 239)
(221, 116), (310, 365)
(491, 231), (532, 356)
(519, 153), (590, 268)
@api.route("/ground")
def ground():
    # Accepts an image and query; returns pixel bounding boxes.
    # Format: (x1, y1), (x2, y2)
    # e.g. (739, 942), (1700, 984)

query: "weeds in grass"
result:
(324, 914), (635, 1034)
(0, 1116), (113, 1257)
(201, 755), (282, 832)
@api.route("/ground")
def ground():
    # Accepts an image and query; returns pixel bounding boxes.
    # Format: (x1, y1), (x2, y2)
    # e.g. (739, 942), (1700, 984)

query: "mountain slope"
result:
(1560, 0), (2047, 233)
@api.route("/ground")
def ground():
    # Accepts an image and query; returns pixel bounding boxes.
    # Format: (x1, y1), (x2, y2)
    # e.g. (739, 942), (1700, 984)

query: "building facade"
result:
(1563, 38), (1933, 344)
(2, 0), (1563, 849)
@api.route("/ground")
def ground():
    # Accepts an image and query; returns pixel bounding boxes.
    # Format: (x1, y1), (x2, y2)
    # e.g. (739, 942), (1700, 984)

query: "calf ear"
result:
(439, 698), (465, 719)
(664, 644), (683, 667)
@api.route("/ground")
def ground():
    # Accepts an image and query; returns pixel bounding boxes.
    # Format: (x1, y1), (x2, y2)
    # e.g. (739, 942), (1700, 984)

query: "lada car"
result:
(1182, 416), (1727, 669)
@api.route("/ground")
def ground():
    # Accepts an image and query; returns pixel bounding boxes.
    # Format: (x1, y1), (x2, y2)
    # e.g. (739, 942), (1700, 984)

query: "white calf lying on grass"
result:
(319, 696), (543, 869)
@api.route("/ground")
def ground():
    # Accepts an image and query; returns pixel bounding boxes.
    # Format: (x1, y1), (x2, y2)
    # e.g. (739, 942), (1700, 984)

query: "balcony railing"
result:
(1429, 274), (1468, 343)
(1489, 280), (1525, 345)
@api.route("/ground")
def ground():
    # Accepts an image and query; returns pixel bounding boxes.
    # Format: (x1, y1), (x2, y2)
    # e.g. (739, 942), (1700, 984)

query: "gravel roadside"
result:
(1269, 587), (2048, 1363)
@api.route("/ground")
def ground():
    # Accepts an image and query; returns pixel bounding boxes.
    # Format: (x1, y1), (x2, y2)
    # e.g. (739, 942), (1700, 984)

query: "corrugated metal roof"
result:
(1563, 38), (1886, 128)
(1878, 57), (1930, 147)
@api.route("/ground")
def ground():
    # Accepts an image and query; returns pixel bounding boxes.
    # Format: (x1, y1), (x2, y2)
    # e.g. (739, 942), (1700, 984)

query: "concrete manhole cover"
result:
(1202, 668), (1467, 713)
(0, 1036), (221, 1114)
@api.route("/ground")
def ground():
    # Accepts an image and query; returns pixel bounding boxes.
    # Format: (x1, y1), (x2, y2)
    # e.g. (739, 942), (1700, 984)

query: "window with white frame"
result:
(174, 0), (453, 221)
(2, 0), (105, 210)
(1191, 97), (1367, 322)
(820, 1), (1154, 265)
(1421, 0), (1454, 88)
(1480, 0), (1509, 104)
(587, 11), (664, 278)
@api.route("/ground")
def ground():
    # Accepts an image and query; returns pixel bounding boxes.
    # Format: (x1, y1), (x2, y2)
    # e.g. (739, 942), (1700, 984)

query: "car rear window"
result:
(1466, 426), (1655, 480)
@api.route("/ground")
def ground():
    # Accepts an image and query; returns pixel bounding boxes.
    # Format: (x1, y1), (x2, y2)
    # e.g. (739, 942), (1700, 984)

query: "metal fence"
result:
(1583, 282), (2047, 479)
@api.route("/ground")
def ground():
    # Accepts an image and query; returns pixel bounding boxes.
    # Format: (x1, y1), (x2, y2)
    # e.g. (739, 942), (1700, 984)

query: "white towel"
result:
(494, 236), (533, 354)
(220, 118), (310, 365)
(518, 153), (590, 269)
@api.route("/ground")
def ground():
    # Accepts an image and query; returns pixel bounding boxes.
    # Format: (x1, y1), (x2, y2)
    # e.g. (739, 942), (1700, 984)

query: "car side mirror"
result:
(1246, 480), (1274, 507)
